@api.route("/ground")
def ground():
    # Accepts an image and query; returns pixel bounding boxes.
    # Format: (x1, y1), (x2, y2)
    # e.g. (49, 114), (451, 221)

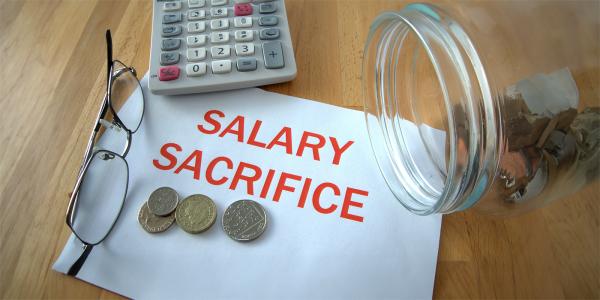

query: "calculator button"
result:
(235, 43), (255, 56)
(188, 9), (206, 20)
(210, 32), (230, 43)
(186, 62), (207, 76)
(162, 39), (181, 51)
(161, 52), (180, 65)
(259, 28), (279, 40)
(163, 13), (182, 24)
(210, 7), (228, 18)
(234, 17), (252, 28)
(234, 0), (252, 3)
(159, 66), (180, 81)
(263, 41), (284, 69)
(259, 2), (276, 14)
(210, 19), (229, 30)
(163, 2), (182, 11)
(211, 45), (231, 58)
(187, 48), (207, 61)
(237, 57), (257, 72)
(258, 16), (278, 26)
(188, 0), (205, 8)
(187, 21), (206, 33)
(211, 60), (232, 74)
(211, 0), (228, 6)
(234, 3), (253, 16)
(187, 35), (207, 47)
(162, 25), (182, 37)
(234, 30), (253, 42)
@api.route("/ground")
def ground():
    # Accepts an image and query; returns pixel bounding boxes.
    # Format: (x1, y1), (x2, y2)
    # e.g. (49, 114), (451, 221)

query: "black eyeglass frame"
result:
(64, 30), (145, 276)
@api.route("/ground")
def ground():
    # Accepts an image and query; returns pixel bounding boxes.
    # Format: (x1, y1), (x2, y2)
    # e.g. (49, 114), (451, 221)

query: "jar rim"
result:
(362, 3), (502, 215)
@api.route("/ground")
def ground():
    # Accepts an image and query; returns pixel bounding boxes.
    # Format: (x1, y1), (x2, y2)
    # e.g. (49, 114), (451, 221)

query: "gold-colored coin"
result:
(175, 194), (217, 234)
(138, 202), (175, 233)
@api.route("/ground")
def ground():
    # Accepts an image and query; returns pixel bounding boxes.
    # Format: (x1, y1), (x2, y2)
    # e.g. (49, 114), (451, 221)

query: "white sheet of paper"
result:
(54, 74), (442, 299)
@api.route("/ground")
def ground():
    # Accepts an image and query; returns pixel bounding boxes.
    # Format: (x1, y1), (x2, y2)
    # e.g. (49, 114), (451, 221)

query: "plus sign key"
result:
(262, 41), (284, 69)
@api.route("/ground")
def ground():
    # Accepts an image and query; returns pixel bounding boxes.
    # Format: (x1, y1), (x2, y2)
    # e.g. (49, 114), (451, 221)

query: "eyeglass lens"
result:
(109, 60), (144, 133)
(70, 150), (128, 245)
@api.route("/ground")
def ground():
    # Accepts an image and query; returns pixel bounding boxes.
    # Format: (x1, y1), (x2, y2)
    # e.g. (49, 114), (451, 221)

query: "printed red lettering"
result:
(312, 182), (339, 214)
(273, 172), (302, 201)
(174, 150), (203, 180)
(152, 142), (182, 170)
(229, 161), (262, 195)
(341, 187), (367, 222)
(330, 137), (354, 165)
(247, 120), (267, 148)
(266, 127), (293, 154)
(297, 177), (313, 208)
(197, 109), (225, 134)
(296, 131), (326, 161)
(206, 156), (233, 185)
(259, 169), (276, 199)
(219, 115), (245, 142)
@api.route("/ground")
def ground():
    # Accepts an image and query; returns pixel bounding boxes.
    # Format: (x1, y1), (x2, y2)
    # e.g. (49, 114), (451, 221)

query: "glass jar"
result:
(363, 2), (599, 216)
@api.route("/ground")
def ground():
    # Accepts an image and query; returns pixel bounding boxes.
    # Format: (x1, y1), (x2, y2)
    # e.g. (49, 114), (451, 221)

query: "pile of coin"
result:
(138, 187), (267, 241)
(138, 187), (179, 233)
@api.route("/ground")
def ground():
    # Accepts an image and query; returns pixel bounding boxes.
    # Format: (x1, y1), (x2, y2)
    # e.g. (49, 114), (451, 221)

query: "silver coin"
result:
(147, 187), (179, 216)
(222, 200), (267, 241)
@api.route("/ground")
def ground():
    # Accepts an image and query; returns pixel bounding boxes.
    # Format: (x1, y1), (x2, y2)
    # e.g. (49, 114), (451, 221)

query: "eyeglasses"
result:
(65, 30), (145, 276)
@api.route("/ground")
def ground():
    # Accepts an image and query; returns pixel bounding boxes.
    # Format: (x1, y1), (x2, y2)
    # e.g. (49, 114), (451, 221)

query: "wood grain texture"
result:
(0, 0), (597, 298)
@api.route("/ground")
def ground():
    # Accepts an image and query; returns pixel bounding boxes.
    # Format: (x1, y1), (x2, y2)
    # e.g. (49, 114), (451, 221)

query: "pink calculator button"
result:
(158, 66), (180, 81)
(234, 3), (253, 16)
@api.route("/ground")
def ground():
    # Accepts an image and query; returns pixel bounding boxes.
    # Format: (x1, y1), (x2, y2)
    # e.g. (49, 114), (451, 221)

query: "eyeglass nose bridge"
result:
(95, 118), (132, 158)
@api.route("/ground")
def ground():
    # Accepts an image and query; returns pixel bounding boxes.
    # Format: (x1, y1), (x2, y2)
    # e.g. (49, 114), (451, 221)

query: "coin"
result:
(175, 194), (217, 234)
(147, 187), (179, 216)
(138, 202), (175, 233)
(222, 200), (267, 242)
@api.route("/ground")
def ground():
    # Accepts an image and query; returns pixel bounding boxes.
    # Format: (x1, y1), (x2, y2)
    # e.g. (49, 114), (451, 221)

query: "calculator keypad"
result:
(188, 0), (205, 8)
(151, 0), (296, 92)
(187, 48), (207, 61)
(161, 52), (181, 65)
(188, 9), (206, 20)
(258, 2), (276, 13)
(162, 25), (182, 37)
(162, 39), (182, 51)
(237, 57), (257, 71)
(234, 30), (253, 42)
(211, 45), (231, 58)
(186, 62), (207, 76)
(234, 3), (253, 16)
(212, 60), (232, 73)
(259, 28), (279, 40)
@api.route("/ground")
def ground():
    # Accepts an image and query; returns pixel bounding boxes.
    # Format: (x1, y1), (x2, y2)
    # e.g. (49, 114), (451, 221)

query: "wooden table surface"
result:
(0, 0), (598, 298)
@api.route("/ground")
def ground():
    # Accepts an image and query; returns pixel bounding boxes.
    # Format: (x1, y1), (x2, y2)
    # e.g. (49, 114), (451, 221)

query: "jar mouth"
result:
(363, 4), (501, 215)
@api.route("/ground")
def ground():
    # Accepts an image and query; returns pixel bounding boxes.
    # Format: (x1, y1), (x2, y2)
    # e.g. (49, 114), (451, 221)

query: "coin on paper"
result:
(175, 194), (217, 234)
(138, 202), (175, 233)
(222, 200), (267, 242)
(147, 187), (179, 216)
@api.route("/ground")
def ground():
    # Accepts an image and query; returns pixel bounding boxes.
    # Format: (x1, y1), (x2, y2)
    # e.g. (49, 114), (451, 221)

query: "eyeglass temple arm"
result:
(91, 30), (113, 134)
(105, 30), (113, 90)
(67, 244), (93, 276)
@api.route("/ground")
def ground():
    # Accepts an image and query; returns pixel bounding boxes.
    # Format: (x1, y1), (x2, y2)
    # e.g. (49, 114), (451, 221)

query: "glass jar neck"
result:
(363, 4), (502, 215)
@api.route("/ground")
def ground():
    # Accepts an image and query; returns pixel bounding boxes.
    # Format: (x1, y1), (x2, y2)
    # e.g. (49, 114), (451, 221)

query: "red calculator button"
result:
(159, 66), (180, 81)
(234, 3), (253, 16)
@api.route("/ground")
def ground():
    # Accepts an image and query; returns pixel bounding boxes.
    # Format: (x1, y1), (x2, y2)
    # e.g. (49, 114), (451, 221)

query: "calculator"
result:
(148, 0), (297, 95)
